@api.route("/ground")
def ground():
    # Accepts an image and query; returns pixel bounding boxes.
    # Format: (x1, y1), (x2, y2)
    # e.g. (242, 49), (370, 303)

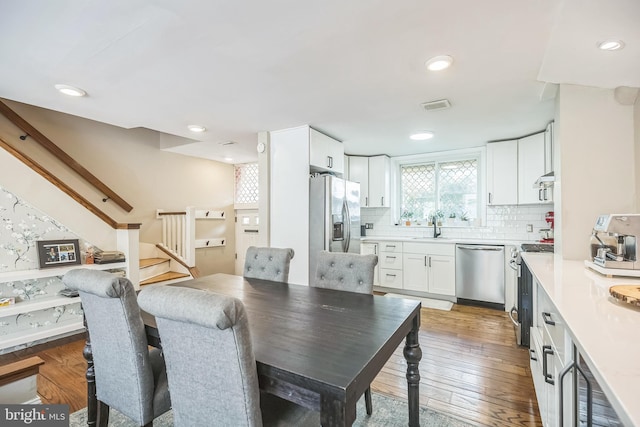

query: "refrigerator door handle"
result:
(343, 200), (351, 252)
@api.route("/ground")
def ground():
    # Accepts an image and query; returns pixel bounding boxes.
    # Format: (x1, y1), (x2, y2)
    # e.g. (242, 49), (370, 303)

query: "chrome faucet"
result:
(433, 221), (441, 238)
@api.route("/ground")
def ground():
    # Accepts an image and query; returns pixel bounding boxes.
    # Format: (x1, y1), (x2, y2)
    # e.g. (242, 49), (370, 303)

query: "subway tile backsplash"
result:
(360, 205), (552, 242)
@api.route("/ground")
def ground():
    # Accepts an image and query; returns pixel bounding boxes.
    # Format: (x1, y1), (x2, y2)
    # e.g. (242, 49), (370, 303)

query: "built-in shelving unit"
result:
(0, 262), (127, 354)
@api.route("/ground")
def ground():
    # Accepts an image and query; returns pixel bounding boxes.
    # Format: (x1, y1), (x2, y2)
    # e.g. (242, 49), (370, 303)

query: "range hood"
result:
(533, 171), (555, 188)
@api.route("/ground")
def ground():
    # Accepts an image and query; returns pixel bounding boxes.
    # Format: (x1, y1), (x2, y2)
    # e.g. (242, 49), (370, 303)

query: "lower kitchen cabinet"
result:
(402, 242), (456, 296)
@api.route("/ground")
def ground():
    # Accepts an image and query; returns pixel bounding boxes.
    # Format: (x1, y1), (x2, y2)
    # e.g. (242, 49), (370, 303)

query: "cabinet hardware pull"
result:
(543, 188), (548, 201)
(365, 196), (368, 207)
(529, 349), (537, 361)
(558, 347), (592, 427)
(381, 196), (384, 206)
(539, 188), (543, 201)
(542, 345), (554, 385)
(542, 312), (556, 326)
(428, 256), (431, 268)
(386, 273), (396, 277)
(488, 192), (492, 204)
(424, 256), (427, 267)
(327, 156), (333, 168)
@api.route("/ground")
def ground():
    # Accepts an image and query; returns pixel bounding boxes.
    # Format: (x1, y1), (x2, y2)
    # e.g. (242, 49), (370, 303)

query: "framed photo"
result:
(37, 239), (81, 269)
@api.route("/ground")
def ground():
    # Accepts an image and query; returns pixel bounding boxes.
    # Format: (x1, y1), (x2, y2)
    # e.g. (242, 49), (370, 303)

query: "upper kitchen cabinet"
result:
(487, 140), (518, 205)
(309, 128), (344, 175)
(348, 155), (390, 208)
(518, 132), (551, 204)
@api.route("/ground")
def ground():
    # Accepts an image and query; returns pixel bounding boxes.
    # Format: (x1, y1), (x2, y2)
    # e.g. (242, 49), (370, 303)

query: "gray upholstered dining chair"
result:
(62, 269), (171, 427)
(243, 246), (295, 282)
(312, 250), (378, 415)
(137, 285), (309, 427)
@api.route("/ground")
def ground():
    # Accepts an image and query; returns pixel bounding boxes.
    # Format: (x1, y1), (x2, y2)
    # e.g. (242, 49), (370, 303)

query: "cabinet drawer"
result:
(379, 252), (402, 269)
(403, 242), (455, 256)
(379, 242), (402, 253)
(536, 284), (567, 359)
(379, 269), (403, 289)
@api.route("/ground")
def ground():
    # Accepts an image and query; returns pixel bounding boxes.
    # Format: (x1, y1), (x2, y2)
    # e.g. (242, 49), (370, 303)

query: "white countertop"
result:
(361, 236), (525, 246)
(521, 253), (640, 427)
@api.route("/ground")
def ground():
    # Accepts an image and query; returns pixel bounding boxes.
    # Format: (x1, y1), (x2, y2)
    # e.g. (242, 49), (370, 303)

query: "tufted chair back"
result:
(312, 251), (378, 294)
(243, 246), (295, 283)
(62, 269), (171, 427)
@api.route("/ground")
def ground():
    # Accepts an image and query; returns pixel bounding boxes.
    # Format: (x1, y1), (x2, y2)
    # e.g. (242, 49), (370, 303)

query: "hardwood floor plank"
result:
(3, 303), (540, 426)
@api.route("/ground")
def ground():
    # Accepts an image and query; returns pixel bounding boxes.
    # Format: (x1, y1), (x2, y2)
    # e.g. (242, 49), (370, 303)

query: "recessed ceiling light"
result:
(187, 124), (207, 133)
(54, 84), (86, 97)
(410, 131), (434, 141)
(223, 157), (233, 162)
(425, 55), (453, 71)
(597, 39), (625, 51)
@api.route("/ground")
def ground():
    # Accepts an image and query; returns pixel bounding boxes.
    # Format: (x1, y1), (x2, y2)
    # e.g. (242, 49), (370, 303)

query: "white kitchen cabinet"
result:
(377, 241), (403, 289)
(348, 156), (369, 207)
(544, 122), (554, 174)
(518, 132), (549, 205)
(402, 242), (455, 296)
(487, 140), (518, 205)
(309, 128), (344, 175)
(348, 155), (390, 208)
(368, 155), (390, 208)
(360, 242), (379, 285)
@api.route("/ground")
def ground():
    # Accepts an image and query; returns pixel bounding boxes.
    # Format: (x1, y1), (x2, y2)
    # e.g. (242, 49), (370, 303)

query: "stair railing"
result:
(157, 207), (226, 268)
(157, 209), (194, 267)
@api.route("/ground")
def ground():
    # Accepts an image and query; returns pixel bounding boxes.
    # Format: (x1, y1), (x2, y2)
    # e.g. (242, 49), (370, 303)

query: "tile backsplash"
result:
(361, 205), (552, 242)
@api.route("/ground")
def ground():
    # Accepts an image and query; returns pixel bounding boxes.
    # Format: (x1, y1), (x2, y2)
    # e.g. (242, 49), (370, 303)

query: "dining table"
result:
(83, 273), (422, 427)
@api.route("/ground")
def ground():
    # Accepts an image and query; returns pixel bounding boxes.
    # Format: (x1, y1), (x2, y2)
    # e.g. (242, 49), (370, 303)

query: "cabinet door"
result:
(544, 122), (554, 174)
(360, 242), (379, 285)
(309, 128), (344, 174)
(403, 253), (427, 291)
(349, 156), (370, 207)
(428, 255), (455, 296)
(487, 140), (518, 205)
(518, 133), (546, 204)
(368, 155), (390, 207)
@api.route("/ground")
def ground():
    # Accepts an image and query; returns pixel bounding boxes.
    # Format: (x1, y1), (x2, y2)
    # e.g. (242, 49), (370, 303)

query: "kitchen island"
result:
(522, 252), (640, 426)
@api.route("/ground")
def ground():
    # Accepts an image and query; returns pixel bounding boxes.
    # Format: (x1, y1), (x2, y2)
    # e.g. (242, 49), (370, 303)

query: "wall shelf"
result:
(0, 320), (84, 353)
(195, 238), (226, 248)
(0, 262), (126, 283)
(0, 296), (81, 319)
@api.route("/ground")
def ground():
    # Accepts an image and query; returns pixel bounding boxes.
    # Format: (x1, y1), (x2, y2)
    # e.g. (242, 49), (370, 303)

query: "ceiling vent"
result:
(421, 99), (451, 111)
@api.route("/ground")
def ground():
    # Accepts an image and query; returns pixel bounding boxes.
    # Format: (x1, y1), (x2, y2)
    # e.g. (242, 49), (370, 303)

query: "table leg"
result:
(82, 315), (108, 427)
(403, 312), (422, 427)
(320, 394), (356, 427)
(82, 317), (97, 427)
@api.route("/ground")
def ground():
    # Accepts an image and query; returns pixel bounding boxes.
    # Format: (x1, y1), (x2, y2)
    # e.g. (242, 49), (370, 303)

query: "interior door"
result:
(235, 209), (259, 275)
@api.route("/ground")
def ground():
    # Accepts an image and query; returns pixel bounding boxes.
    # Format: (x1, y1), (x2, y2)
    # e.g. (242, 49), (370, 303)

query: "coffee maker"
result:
(590, 214), (640, 269)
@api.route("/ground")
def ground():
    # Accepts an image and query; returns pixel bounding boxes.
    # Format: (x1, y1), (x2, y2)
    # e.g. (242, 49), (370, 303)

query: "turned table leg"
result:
(403, 312), (422, 427)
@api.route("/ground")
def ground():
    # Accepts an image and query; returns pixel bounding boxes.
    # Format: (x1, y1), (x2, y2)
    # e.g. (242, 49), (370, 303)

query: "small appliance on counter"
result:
(590, 214), (639, 270)
(538, 211), (554, 243)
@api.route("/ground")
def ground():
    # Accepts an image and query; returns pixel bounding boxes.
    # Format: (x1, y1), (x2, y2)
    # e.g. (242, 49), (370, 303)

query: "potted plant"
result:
(447, 212), (456, 225)
(435, 210), (445, 227)
(401, 211), (414, 226)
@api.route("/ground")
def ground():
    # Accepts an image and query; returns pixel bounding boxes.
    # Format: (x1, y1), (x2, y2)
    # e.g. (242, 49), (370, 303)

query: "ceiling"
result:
(0, 0), (638, 164)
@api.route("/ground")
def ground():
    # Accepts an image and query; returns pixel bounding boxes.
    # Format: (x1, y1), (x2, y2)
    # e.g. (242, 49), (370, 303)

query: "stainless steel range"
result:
(508, 243), (554, 347)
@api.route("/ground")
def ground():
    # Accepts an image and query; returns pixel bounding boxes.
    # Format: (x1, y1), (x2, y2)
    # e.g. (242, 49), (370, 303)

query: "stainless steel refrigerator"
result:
(309, 175), (361, 284)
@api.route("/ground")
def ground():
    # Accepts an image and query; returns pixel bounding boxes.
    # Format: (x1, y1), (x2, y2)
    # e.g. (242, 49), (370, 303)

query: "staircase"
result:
(138, 243), (192, 287)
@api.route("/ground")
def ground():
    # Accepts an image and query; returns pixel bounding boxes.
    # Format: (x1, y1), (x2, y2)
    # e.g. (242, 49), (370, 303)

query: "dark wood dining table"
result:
(84, 273), (422, 427)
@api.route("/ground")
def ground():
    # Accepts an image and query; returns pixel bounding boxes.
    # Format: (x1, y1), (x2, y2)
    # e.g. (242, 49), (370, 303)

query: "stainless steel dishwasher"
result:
(455, 244), (505, 310)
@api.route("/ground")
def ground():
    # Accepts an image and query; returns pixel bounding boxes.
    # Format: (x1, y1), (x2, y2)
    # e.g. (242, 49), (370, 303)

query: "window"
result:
(234, 163), (259, 206)
(399, 156), (479, 223)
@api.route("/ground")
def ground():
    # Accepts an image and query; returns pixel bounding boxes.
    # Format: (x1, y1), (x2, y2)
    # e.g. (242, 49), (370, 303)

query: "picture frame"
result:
(37, 239), (81, 269)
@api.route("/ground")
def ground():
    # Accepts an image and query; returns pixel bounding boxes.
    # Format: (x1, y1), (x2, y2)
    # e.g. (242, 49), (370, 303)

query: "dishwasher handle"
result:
(457, 245), (504, 251)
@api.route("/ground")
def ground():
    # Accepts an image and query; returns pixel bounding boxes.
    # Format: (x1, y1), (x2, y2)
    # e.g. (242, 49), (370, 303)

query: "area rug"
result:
(69, 392), (471, 426)
(384, 293), (453, 311)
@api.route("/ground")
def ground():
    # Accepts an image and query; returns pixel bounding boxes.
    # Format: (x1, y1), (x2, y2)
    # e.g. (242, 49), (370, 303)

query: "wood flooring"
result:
(0, 304), (541, 426)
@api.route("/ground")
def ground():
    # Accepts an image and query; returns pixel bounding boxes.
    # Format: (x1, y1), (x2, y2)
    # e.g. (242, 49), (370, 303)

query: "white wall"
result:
(555, 85), (636, 261)
(0, 100), (236, 276)
(268, 125), (310, 284)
